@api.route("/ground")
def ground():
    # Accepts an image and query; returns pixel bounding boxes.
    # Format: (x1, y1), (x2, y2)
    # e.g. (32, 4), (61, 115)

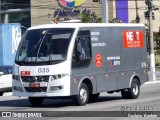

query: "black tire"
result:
(28, 97), (44, 106)
(121, 78), (140, 99)
(74, 83), (89, 106)
(121, 90), (130, 99)
(89, 93), (100, 101)
(0, 92), (3, 96)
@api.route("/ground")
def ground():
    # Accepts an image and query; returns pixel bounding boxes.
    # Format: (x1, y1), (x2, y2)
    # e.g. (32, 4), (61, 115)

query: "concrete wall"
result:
(31, 0), (160, 32)
(112, 0), (160, 32)
(31, 0), (114, 26)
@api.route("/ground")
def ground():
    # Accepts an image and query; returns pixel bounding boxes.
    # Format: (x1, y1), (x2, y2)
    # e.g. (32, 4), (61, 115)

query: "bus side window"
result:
(80, 37), (91, 59)
(75, 36), (91, 60)
(72, 30), (92, 68)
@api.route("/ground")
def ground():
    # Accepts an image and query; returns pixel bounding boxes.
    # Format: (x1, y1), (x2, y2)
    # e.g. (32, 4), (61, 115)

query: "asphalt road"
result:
(0, 83), (160, 120)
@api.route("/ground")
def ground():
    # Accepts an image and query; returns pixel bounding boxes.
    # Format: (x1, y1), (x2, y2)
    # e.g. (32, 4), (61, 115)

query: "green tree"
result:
(154, 28), (160, 55)
(79, 13), (92, 23)
(96, 17), (102, 23)
(79, 10), (102, 23)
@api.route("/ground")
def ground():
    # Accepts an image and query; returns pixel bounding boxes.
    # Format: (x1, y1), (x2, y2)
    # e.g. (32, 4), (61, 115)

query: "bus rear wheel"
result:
(28, 97), (44, 106)
(121, 78), (140, 99)
(74, 83), (89, 106)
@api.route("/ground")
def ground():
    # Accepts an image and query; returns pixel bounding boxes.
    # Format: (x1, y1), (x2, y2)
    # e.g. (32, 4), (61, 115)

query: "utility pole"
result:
(135, 0), (140, 23)
(147, 0), (156, 81)
(102, 0), (108, 23)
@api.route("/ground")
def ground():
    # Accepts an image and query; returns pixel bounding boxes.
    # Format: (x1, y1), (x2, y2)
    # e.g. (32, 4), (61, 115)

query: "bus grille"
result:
(25, 87), (47, 92)
(21, 76), (49, 83)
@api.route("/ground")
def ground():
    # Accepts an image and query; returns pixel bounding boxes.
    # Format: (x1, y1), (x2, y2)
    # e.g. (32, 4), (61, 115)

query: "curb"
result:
(144, 80), (160, 85)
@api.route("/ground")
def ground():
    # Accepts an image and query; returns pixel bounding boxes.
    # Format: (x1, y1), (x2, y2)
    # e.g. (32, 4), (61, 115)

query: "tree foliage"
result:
(79, 13), (102, 23)
(79, 9), (102, 23)
(154, 28), (160, 55)
(79, 13), (93, 23)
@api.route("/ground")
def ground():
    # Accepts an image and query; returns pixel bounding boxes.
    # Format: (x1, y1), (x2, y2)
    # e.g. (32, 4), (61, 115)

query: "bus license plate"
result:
(29, 83), (40, 88)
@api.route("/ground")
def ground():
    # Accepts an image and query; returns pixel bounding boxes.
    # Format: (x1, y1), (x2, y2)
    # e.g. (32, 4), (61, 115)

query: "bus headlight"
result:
(50, 86), (64, 91)
(12, 75), (20, 81)
(51, 73), (69, 80)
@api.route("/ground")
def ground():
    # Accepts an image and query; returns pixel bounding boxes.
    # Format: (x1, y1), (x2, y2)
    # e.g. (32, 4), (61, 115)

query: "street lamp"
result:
(92, 0), (107, 23)
(102, 0), (108, 23)
(145, 0), (156, 81)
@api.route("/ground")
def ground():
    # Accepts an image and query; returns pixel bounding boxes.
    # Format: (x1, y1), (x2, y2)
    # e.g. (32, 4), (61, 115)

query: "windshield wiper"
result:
(48, 34), (53, 64)
(22, 38), (43, 62)
(35, 29), (50, 62)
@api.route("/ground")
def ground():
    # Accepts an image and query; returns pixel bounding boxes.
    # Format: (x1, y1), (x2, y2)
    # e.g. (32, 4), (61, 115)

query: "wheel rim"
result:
(80, 88), (87, 103)
(132, 82), (139, 95)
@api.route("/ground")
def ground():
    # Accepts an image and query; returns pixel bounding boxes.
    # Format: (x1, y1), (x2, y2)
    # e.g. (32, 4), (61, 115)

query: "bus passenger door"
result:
(71, 30), (95, 95)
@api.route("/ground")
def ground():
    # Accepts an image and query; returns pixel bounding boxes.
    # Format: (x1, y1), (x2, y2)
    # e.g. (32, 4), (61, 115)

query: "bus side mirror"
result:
(75, 37), (83, 60)
(74, 42), (82, 61)
(77, 42), (82, 54)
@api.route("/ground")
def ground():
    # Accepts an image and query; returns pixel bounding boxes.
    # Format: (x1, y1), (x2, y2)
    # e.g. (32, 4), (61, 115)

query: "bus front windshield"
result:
(15, 28), (75, 65)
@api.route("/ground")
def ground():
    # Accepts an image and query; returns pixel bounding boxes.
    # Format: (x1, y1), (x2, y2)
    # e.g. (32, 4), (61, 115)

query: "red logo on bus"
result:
(95, 54), (103, 68)
(123, 30), (144, 48)
(20, 71), (30, 76)
(29, 83), (40, 88)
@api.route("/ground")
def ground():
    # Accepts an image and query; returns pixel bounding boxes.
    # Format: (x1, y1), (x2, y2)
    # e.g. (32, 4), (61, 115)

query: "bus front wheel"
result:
(74, 83), (89, 106)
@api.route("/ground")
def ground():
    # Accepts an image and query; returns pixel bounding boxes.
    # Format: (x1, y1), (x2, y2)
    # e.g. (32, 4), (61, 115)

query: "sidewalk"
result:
(145, 78), (160, 85)
(145, 70), (160, 84)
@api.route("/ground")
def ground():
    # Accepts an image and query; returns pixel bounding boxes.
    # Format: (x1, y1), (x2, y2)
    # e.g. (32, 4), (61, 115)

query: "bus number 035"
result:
(38, 68), (49, 73)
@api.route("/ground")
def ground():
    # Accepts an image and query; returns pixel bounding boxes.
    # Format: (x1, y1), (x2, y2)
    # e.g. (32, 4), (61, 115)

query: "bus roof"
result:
(28, 23), (145, 30)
